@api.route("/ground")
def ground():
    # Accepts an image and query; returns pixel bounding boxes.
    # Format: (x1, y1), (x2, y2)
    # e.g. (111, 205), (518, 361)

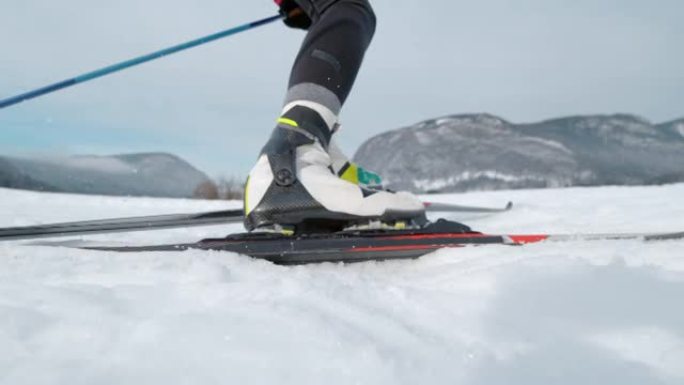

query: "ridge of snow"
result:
(412, 171), (557, 191)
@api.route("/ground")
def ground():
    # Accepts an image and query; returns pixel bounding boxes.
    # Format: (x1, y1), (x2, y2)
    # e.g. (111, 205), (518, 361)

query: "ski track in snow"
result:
(1, 185), (684, 385)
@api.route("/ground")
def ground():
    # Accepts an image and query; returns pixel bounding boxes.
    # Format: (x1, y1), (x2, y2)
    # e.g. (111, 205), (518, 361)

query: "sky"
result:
(1, 0), (683, 177)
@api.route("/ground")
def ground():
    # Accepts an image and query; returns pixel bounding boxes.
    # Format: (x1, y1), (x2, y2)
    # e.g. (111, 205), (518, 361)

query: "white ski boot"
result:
(244, 105), (425, 232)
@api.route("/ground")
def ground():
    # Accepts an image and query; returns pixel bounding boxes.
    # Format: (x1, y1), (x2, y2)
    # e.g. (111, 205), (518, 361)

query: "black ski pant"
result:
(284, 0), (376, 120)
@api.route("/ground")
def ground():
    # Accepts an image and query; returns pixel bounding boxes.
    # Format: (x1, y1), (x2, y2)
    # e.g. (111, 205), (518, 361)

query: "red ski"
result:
(79, 220), (684, 265)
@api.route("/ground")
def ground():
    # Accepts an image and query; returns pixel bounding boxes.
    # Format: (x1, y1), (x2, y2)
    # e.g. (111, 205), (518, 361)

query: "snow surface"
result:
(1, 185), (684, 385)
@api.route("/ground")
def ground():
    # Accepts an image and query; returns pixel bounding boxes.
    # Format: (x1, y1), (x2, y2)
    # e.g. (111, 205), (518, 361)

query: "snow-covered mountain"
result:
(354, 114), (684, 193)
(658, 117), (684, 138)
(0, 153), (210, 198)
(1, 184), (683, 384)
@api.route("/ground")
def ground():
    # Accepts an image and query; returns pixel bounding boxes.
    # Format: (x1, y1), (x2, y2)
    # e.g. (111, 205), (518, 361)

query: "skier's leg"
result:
(284, 0), (383, 186)
(284, 0), (376, 124)
(244, 0), (425, 232)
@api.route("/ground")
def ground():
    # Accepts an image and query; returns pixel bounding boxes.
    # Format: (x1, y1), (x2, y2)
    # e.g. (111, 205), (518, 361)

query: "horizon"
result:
(5, 111), (682, 180)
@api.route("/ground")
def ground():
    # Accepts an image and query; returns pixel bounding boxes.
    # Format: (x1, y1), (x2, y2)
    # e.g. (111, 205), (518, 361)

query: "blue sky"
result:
(1, 0), (683, 177)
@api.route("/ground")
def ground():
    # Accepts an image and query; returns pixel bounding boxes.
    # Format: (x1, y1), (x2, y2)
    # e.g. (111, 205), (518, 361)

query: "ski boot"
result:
(244, 105), (426, 234)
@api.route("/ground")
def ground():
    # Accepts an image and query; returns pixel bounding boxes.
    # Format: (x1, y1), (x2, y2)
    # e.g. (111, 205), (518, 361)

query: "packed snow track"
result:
(1, 184), (683, 384)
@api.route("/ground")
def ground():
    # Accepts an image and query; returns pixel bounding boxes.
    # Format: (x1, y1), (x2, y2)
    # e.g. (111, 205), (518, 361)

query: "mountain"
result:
(353, 114), (684, 193)
(0, 153), (210, 198)
(657, 117), (684, 140)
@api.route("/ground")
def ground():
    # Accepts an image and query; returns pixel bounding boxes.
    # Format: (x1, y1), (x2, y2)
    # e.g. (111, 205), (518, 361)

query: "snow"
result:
(2, 184), (684, 384)
(676, 122), (684, 138)
(522, 136), (574, 155)
(413, 170), (551, 191)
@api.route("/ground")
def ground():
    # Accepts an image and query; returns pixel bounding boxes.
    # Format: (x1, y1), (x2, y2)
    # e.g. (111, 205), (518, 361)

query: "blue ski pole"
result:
(0, 14), (282, 110)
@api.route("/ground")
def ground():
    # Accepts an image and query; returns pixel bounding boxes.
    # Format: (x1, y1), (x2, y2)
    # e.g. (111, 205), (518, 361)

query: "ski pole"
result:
(0, 14), (282, 110)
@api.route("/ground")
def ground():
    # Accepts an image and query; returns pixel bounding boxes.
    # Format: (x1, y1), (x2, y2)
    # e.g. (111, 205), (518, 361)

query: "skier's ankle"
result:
(275, 104), (336, 148)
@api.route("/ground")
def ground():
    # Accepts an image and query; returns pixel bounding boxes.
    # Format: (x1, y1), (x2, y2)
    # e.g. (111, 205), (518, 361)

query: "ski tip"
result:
(507, 234), (549, 244)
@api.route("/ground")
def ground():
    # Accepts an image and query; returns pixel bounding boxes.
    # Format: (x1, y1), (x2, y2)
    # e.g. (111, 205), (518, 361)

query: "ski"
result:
(0, 201), (512, 241)
(69, 221), (683, 265)
(0, 209), (243, 241)
(424, 201), (513, 213)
